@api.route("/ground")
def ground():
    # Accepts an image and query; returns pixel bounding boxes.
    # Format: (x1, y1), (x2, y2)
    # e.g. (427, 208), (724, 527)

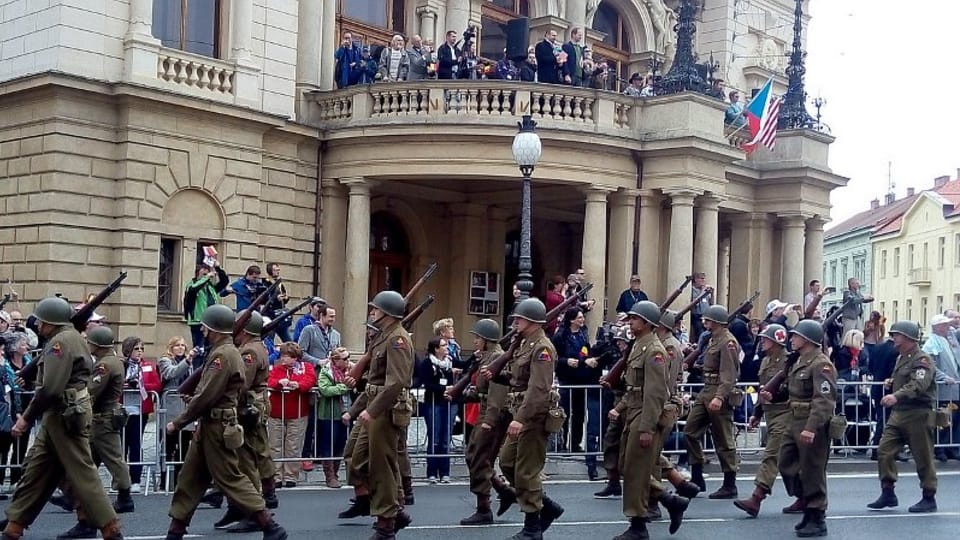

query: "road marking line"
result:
(404, 512), (960, 530)
(125, 536), (202, 539)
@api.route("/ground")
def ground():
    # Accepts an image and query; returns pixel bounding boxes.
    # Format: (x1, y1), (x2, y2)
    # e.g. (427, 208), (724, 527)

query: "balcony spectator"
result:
(438, 30), (462, 80)
(623, 72), (644, 97)
(615, 275), (648, 314)
(378, 34), (410, 83)
(706, 78), (726, 100)
(492, 49), (519, 80)
(293, 298), (326, 342)
(407, 34), (433, 81)
(358, 46), (378, 84)
(552, 308), (602, 479)
(724, 90), (747, 128)
(316, 347), (352, 488)
(222, 265), (266, 312)
(183, 260), (228, 347)
(923, 315), (959, 461)
(587, 58), (613, 90)
(841, 277), (874, 334)
(562, 27), (585, 85)
(535, 29), (562, 84)
(334, 32), (362, 89)
(639, 74), (656, 97)
(268, 343), (317, 488)
(157, 336), (198, 488)
(459, 43), (483, 80)
(519, 49), (537, 82)
(417, 337), (456, 483)
(121, 336), (161, 493)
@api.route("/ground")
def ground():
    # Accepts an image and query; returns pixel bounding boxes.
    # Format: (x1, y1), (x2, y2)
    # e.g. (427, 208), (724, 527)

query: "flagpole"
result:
(726, 121), (749, 137)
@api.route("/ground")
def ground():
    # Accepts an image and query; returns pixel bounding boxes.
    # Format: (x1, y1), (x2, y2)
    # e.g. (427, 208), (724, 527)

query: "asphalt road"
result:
(13, 469), (959, 539)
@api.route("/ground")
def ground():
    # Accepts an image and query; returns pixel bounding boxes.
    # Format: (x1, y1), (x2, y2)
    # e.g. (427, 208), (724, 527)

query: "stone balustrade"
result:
(156, 47), (236, 96)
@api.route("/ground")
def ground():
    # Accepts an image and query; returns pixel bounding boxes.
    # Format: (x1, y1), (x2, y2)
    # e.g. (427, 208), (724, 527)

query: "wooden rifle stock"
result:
(476, 335), (522, 384)
(72, 272), (128, 332)
(659, 275), (693, 313)
(728, 290), (760, 324)
(347, 294), (436, 381)
(403, 263), (439, 308)
(674, 287), (713, 320)
(233, 279), (281, 337)
(262, 296), (313, 335)
(402, 295), (435, 331)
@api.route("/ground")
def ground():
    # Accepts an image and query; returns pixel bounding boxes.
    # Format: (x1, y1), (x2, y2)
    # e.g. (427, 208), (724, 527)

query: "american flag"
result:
(741, 78), (781, 153)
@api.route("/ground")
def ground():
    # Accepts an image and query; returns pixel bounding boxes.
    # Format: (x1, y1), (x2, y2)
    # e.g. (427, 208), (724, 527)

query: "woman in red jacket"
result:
(121, 336), (162, 493)
(268, 342), (317, 487)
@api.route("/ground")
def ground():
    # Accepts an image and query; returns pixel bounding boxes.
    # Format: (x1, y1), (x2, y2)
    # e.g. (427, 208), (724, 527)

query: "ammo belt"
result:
(702, 372), (720, 384)
(208, 408), (237, 421)
(789, 401), (811, 415)
(507, 391), (525, 399)
(365, 383), (383, 397)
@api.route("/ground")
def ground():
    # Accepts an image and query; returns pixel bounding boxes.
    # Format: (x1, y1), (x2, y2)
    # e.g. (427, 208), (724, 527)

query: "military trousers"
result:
(619, 411), (666, 517)
(6, 411), (117, 528)
(499, 419), (547, 513)
(398, 420), (412, 481)
(754, 406), (790, 491)
(169, 417), (266, 523)
(343, 419), (363, 487)
(352, 414), (403, 518)
(648, 412), (678, 496)
(683, 390), (737, 472)
(602, 408), (623, 474)
(466, 409), (510, 496)
(878, 408), (937, 492)
(778, 411), (831, 511)
(238, 417), (274, 490)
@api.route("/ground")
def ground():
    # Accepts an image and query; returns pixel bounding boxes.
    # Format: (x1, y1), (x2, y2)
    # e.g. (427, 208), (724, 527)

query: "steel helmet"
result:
(512, 298), (547, 324)
(759, 323), (788, 347)
(702, 304), (729, 325)
(201, 304), (236, 334)
(628, 301), (661, 326)
(368, 290), (405, 318)
(243, 311), (264, 337)
(888, 320), (921, 342)
(470, 318), (501, 342)
(33, 297), (74, 326)
(85, 326), (114, 348)
(790, 319), (824, 346)
(659, 310), (678, 329)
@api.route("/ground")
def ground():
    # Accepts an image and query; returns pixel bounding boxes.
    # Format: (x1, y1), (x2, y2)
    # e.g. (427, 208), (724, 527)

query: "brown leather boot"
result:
(262, 477), (279, 509)
(331, 460), (343, 488)
(401, 475), (414, 506)
(100, 518), (124, 540)
(252, 511), (287, 540)
(369, 516), (396, 540)
(164, 518), (188, 540)
(324, 461), (342, 489)
(460, 494), (494, 525)
(782, 496), (806, 514)
(2, 521), (25, 540)
(733, 485), (769, 518)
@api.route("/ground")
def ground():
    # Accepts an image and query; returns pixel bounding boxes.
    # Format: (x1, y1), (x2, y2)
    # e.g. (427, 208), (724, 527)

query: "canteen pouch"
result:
(238, 394), (261, 429)
(62, 388), (91, 437)
(828, 414), (847, 440)
(111, 407), (129, 431)
(727, 388), (745, 408)
(658, 402), (680, 429)
(222, 422), (245, 450)
(391, 395), (413, 428)
(545, 405), (566, 434)
(935, 408), (951, 428)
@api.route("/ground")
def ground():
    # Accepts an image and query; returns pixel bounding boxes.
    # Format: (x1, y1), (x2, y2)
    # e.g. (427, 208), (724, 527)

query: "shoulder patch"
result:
(819, 380), (831, 394)
(667, 349), (676, 358)
(821, 364), (833, 372)
(96, 364), (107, 376)
(392, 336), (407, 350)
(50, 343), (62, 356)
(726, 340), (738, 351)
(915, 357), (931, 369)
(651, 353), (665, 365)
(210, 357), (223, 370)
(242, 353), (255, 364)
(914, 368), (927, 380)
(538, 349), (552, 362)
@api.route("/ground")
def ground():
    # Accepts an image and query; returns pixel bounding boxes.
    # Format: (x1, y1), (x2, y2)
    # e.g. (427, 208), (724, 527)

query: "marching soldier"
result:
(867, 320), (938, 513)
(484, 298), (564, 540)
(2, 297), (124, 540)
(595, 326), (632, 499)
(351, 291), (415, 539)
(164, 304), (287, 540)
(683, 304), (741, 499)
(771, 320), (836, 538)
(57, 326), (135, 539)
(215, 312), (280, 531)
(613, 302), (686, 539)
(457, 318), (517, 525)
(735, 324), (796, 517)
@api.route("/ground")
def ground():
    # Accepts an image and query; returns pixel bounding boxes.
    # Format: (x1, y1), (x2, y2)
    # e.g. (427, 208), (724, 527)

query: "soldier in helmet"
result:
(867, 320), (938, 513)
(735, 323), (798, 517)
(351, 290), (415, 539)
(164, 304), (287, 540)
(771, 319), (836, 538)
(609, 301), (686, 539)
(483, 298), (564, 540)
(595, 325), (632, 499)
(683, 304), (741, 499)
(214, 311), (279, 531)
(456, 318), (518, 525)
(2, 297), (124, 540)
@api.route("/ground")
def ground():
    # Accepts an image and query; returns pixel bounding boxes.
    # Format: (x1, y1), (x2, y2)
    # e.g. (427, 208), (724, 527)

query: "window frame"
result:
(153, 0), (224, 58)
(591, 2), (631, 93)
(893, 247), (900, 277)
(880, 249), (887, 278)
(157, 237), (181, 313)
(336, 0), (406, 49)
(920, 297), (928, 327)
(938, 236), (946, 268)
(892, 300), (898, 322)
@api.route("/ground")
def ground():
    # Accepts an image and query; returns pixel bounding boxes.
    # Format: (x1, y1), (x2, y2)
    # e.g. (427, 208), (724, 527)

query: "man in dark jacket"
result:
(535, 30), (561, 84)
(437, 30), (462, 80)
(615, 276), (648, 314)
(561, 27), (584, 85)
(867, 336), (899, 459)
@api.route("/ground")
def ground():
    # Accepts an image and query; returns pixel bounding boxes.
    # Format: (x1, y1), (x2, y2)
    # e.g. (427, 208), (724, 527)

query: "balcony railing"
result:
(908, 267), (931, 286)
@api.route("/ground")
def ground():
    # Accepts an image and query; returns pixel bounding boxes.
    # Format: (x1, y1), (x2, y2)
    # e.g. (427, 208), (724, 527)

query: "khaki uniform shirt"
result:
(617, 332), (669, 433)
(22, 326), (91, 424)
(365, 321), (414, 419)
(660, 333), (683, 396)
(702, 328), (740, 400)
(787, 349), (837, 431)
(172, 340), (246, 429)
(891, 345), (936, 411)
(89, 352), (125, 414)
(507, 328), (556, 425)
(757, 347), (789, 410)
(477, 344), (509, 426)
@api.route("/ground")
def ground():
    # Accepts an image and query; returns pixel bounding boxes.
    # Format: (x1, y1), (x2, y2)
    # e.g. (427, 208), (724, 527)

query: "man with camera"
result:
(223, 265), (267, 313)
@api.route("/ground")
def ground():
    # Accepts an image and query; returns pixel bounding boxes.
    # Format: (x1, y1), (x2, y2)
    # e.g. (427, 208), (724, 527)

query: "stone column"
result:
(319, 179), (348, 313)
(607, 189), (637, 315)
(229, 0), (254, 63)
(716, 237), (731, 306)
(636, 189), (662, 301)
(694, 194), (721, 290)
(582, 188), (610, 331)
(417, 6), (438, 44)
(319, 0), (337, 90)
(804, 217), (826, 288)
(779, 214), (808, 304)
(342, 178), (372, 350)
(665, 190), (699, 299)
(127, 0), (154, 38)
(296, 0), (322, 116)
(446, 0), (470, 38)
(123, 0), (160, 84)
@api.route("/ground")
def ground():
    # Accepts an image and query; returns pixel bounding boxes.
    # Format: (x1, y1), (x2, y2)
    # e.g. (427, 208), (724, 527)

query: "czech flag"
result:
(742, 78), (781, 153)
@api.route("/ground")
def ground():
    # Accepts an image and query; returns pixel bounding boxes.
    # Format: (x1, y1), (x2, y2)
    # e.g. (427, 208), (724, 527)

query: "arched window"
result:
(337, 0), (406, 49)
(480, 1), (530, 62)
(591, 2), (631, 92)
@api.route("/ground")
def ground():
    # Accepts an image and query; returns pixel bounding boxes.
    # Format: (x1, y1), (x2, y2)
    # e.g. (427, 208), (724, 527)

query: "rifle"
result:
(262, 296), (313, 335)
(760, 297), (854, 395)
(346, 294), (437, 381)
(803, 286), (836, 319)
(660, 275), (693, 313)
(448, 283), (594, 400)
(178, 279), (281, 396)
(0, 294), (10, 311)
(73, 271), (128, 333)
(728, 290), (760, 324)
(403, 263), (439, 309)
(674, 287), (713, 320)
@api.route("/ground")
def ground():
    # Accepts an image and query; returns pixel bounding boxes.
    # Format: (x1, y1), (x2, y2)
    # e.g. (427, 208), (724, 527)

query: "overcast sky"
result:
(805, 0), (960, 227)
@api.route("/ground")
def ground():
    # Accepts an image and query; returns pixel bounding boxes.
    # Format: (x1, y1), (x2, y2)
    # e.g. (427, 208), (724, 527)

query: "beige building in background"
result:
(0, 0), (845, 350)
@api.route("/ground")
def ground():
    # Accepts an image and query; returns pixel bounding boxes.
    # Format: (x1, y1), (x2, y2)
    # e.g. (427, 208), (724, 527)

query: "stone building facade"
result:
(0, 0), (845, 351)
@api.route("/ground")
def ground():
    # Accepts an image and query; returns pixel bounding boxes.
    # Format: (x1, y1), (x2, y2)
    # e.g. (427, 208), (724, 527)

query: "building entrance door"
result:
(369, 212), (410, 298)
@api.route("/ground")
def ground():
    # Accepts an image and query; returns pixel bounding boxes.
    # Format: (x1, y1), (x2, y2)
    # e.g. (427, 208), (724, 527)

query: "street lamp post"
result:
(511, 115), (542, 301)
